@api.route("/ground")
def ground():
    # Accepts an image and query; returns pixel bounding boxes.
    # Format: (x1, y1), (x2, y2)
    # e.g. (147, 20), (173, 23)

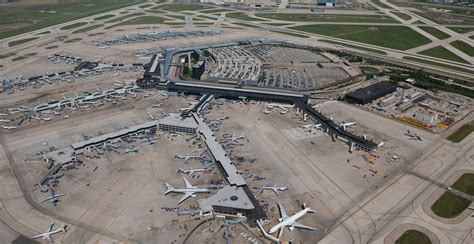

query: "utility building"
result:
(345, 82), (396, 104)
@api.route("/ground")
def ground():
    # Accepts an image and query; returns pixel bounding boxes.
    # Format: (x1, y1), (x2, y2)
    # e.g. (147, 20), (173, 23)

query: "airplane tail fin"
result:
(61, 224), (68, 232)
(303, 202), (315, 213)
(164, 183), (173, 195)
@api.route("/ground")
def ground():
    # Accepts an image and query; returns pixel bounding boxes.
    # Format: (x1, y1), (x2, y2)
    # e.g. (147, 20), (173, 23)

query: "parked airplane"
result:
(268, 103), (295, 110)
(405, 129), (423, 141)
(177, 166), (206, 176)
(31, 222), (67, 241)
(259, 184), (289, 195)
(41, 188), (66, 206)
(164, 177), (210, 204)
(223, 133), (245, 142)
(147, 112), (157, 120)
(99, 46), (110, 49)
(174, 154), (203, 162)
(152, 103), (162, 108)
(269, 202), (316, 237)
(125, 145), (139, 153)
(0, 119), (10, 123)
(2, 125), (17, 130)
(302, 124), (321, 131)
(340, 121), (357, 131)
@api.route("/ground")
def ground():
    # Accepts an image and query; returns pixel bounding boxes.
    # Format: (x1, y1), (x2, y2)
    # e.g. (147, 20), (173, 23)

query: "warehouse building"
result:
(345, 82), (396, 104)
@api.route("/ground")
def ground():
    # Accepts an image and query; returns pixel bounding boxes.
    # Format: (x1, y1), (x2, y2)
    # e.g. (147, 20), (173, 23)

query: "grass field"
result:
(372, 0), (392, 9)
(107, 16), (166, 28)
(265, 23), (290, 26)
(291, 25), (430, 50)
(418, 46), (468, 64)
(198, 15), (218, 20)
(452, 173), (474, 195)
(391, 11), (411, 20)
(403, 56), (474, 75)
(8, 37), (39, 47)
(448, 27), (474, 34)
(105, 13), (144, 23)
(0, 0), (146, 39)
(93, 14), (115, 21)
(272, 30), (309, 38)
(64, 38), (82, 43)
(11, 52), (36, 61)
(60, 21), (88, 30)
(447, 122), (474, 143)
(0, 52), (16, 59)
(199, 8), (232, 14)
(157, 3), (214, 12)
(320, 39), (387, 55)
(431, 173), (473, 219)
(395, 230), (431, 244)
(419, 26), (450, 40)
(450, 41), (474, 57)
(227, 12), (263, 21)
(256, 13), (398, 23)
(72, 24), (104, 34)
(431, 192), (471, 218)
(35, 31), (51, 35)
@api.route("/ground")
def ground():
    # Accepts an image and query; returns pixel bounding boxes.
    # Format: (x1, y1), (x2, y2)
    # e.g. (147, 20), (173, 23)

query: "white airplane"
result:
(99, 45), (110, 49)
(259, 184), (289, 195)
(2, 125), (17, 130)
(41, 188), (66, 206)
(31, 222), (67, 241)
(62, 115), (69, 119)
(174, 154), (203, 162)
(164, 177), (210, 204)
(125, 145), (139, 153)
(268, 103), (295, 110)
(269, 202), (316, 237)
(43, 117), (52, 121)
(177, 166), (206, 176)
(0, 119), (10, 123)
(152, 103), (162, 108)
(340, 121), (357, 131)
(405, 129), (423, 141)
(302, 124), (322, 131)
(147, 112), (157, 120)
(223, 133), (245, 142)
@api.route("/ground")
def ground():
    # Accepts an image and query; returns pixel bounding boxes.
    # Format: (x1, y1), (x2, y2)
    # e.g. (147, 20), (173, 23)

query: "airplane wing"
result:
(48, 222), (54, 232)
(277, 202), (288, 220)
(183, 177), (193, 188)
(291, 222), (317, 231)
(178, 192), (194, 204)
(272, 188), (279, 196)
(44, 234), (53, 241)
(41, 197), (52, 203)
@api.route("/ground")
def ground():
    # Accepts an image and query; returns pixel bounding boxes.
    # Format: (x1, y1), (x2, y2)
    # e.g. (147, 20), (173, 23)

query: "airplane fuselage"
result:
(269, 208), (311, 234)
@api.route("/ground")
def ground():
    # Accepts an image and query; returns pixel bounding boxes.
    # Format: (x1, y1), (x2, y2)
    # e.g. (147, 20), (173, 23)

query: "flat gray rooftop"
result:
(198, 185), (254, 213)
(159, 114), (198, 129)
(71, 121), (157, 150)
(192, 113), (246, 187)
